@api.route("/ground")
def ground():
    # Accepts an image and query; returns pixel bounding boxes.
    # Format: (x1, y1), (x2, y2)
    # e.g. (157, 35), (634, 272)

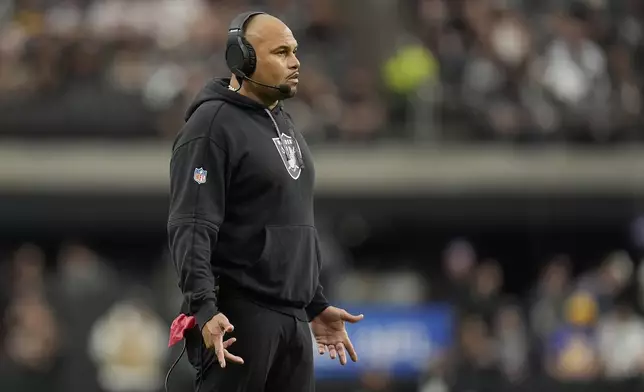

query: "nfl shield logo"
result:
(193, 167), (207, 184)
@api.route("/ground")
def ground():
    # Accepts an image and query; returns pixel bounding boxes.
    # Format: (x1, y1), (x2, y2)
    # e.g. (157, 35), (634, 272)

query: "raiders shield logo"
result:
(272, 133), (302, 180)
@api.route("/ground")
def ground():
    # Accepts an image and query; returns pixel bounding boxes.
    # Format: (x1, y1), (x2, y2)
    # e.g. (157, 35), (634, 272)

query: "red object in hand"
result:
(168, 314), (196, 347)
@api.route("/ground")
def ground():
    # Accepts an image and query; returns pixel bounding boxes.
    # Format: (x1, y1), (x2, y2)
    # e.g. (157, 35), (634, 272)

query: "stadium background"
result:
(1, 0), (644, 391)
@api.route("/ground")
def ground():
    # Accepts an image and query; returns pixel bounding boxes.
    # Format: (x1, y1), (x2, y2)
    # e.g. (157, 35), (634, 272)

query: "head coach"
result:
(166, 11), (364, 392)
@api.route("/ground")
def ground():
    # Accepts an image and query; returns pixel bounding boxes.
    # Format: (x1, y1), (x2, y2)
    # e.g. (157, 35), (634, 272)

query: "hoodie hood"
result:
(185, 78), (280, 122)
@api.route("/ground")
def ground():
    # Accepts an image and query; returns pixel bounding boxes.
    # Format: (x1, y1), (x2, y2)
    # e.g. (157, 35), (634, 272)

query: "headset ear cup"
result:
(241, 36), (257, 76)
(226, 46), (244, 78)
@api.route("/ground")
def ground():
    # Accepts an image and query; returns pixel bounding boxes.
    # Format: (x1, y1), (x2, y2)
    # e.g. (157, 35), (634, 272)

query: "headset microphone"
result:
(275, 84), (292, 95)
(238, 72), (292, 95)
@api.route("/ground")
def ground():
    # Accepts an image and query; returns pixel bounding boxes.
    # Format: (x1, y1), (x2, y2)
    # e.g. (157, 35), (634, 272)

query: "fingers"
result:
(213, 317), (236, 368)
(319, 340), (358, 366)
(223, 337), (236, 349)
(336, 343), (347, 365)
(341, 310), (364, 324)
(216, 338), (245, 367)
(210, 337), (242, 367)
(328, 344), (337, 360)
(224, 350), (244, 365)
(344, 337), (359, 362)
(214, 337), (226, 368)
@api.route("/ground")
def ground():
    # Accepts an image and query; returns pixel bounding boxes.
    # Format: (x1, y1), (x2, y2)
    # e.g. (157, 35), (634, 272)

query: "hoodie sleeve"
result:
(306, 284), (330, 321)
(306, 231), (330, 321)
(167, 106), (229, 331)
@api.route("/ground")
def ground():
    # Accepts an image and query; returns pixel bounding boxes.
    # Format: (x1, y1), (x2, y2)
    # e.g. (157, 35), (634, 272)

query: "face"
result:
(247, 21), (300, 99)
(559, 15), (587, 44)
(443, 240), (475, 280)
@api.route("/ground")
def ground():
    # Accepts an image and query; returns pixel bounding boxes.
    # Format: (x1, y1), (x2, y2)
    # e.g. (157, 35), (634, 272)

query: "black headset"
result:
(225, 11), (266, 81)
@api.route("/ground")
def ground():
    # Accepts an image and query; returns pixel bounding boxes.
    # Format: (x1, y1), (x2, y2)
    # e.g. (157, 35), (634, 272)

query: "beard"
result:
(260, 83), (297, 101)
(282, 86), (297, 99)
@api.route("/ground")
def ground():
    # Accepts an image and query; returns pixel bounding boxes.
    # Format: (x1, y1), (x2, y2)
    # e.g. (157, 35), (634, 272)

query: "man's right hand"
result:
(202, 313), (244, 368)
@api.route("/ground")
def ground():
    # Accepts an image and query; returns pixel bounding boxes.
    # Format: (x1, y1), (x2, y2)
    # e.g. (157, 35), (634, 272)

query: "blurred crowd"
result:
(0, 0), (642, 143)
(418, 242), (644, 392)
(1, 237), (644, 392)
(402, 0), (644, 142)
(0, 242), (187, 392)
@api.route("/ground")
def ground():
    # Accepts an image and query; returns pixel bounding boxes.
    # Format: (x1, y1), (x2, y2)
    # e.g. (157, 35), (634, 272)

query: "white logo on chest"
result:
(272, 133), (302, 180)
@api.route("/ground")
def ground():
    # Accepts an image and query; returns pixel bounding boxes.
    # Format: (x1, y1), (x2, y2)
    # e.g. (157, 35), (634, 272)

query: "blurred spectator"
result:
(538, 2), (613, 142)
(530, 255), (572, 350)
(465, 259), (504, 327)
(450, 313), (503, 392)
(435, 239), (476, 306)
(545, 291), (601, 381)
(597, 294), (644, 380)
(0, 292), (62, 392)
(88, 295), (168, 392)
(459, 0), (537, 141)
(577, 250), (634, 314)
(494, 303), (529, 386)
(0, 243), (55, 358)
(52, 242), (123, 392)
(4, 243), (50, 299)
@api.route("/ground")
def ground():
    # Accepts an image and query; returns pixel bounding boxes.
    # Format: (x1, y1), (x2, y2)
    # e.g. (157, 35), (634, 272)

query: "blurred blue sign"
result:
(313, 304), (453, 379)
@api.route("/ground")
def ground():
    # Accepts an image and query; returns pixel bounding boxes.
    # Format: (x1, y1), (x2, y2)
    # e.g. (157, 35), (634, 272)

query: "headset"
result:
(225, 11), (291, 95)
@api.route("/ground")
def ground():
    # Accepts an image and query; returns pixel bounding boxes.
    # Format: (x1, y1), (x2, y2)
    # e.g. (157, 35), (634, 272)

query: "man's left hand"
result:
(310, 306), (364, 365)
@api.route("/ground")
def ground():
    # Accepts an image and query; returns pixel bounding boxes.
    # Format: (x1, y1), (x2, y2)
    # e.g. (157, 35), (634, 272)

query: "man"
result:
(167, 11), (364, 392)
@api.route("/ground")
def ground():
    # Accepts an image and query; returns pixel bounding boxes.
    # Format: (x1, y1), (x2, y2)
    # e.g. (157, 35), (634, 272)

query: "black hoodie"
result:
(167, 78), (329, 330)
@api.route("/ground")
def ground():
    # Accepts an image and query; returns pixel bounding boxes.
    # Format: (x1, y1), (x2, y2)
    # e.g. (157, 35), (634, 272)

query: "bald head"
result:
(236, 13), (300, 102)
(244, 14), (290, 44)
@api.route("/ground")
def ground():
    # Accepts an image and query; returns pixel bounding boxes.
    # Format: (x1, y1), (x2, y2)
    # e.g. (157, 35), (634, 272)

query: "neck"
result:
(230, 75), (279, 109)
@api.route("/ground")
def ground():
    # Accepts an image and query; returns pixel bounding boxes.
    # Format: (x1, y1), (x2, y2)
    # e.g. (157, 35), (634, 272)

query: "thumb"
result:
(341, 310), (364, 323)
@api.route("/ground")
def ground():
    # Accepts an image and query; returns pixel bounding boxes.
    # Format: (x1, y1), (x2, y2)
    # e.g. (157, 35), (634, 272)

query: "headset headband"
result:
(228, 11), (266, 35)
